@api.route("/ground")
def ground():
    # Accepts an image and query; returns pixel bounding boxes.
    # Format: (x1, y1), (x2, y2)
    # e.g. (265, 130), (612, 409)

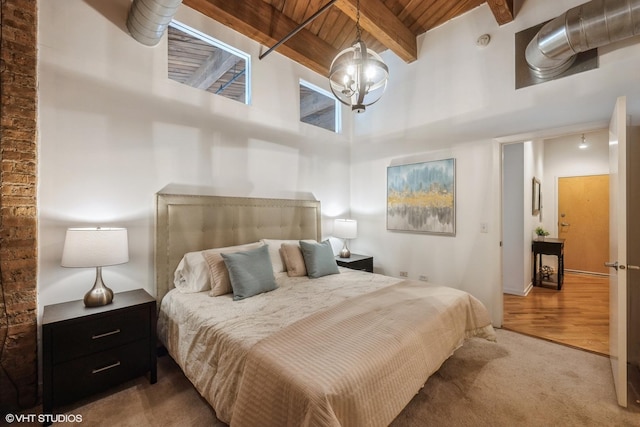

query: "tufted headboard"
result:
(155, 192), (321, 304)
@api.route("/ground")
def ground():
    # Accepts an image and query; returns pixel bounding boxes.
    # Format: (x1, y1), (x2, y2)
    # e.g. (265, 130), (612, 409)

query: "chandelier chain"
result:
(355, 0), (361, 41)
(328, 0), (389, 113)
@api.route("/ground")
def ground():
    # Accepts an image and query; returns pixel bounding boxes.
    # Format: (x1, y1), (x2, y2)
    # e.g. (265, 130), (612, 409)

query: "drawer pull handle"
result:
(92, 361), (121, 374)
(92, 329), (121, 339)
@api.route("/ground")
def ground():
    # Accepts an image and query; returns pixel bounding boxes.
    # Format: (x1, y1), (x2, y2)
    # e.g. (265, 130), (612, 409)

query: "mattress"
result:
(157, 268), (495, 425)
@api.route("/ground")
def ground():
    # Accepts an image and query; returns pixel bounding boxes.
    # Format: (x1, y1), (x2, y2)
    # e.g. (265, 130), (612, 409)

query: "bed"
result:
(155, 191), (496, 426)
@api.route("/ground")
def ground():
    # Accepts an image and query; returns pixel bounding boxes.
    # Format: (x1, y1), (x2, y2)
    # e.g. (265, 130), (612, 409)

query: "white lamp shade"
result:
(334, 219), (357, 239)
(61, 227), (129, 267)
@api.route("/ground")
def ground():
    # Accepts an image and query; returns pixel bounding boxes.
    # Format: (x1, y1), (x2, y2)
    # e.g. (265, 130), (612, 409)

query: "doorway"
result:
(505, 173), (611, 355)
(501, 130), (611, 354)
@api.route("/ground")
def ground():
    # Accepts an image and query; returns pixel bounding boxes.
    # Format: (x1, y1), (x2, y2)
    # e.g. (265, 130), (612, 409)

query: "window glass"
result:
(168, 21), (251, 104)
(299, 80), (340, 133)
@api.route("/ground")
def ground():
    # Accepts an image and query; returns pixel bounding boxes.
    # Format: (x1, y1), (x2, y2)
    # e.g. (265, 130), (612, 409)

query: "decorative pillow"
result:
(173, 251), (210, 293)
(299, 240), (340, 279)
(221, 245), (277, 301)
(280, 243), (307, 277)
(202, 242), (264, 296)
(260, 239), (300, 273)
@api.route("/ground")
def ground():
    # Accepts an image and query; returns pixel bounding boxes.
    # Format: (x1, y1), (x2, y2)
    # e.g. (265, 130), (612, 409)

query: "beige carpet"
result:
(25, 329), (640, 426)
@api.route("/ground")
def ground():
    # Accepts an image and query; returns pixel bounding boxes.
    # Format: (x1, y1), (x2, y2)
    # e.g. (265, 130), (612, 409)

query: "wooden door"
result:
(558, 175), (609, 274)
(626, 126), (640, 404)
(607, 96), (627, 407)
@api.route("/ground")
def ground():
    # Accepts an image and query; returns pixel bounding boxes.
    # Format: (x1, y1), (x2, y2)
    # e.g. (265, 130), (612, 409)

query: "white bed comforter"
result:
(157, 269), (495, 424)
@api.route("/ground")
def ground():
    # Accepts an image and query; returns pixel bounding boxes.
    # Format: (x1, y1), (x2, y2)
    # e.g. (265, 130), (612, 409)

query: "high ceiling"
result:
(182, 0), (515, 77)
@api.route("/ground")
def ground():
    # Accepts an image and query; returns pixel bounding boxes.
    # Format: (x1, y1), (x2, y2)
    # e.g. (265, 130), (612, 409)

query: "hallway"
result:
(503, 272), (609, 355)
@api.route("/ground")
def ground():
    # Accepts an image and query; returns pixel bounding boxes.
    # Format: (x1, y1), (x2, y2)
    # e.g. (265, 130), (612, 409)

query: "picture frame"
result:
(387, 158), (456, 235)
(532, 177), (541, 215)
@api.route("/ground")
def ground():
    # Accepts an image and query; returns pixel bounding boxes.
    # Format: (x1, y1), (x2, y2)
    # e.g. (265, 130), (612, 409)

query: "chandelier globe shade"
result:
(329, 39), (389, 113)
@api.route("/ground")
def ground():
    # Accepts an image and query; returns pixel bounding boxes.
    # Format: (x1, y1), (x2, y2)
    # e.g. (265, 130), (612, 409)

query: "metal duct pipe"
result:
(525, 0), (640, 78)
(127, 0), (183, 46)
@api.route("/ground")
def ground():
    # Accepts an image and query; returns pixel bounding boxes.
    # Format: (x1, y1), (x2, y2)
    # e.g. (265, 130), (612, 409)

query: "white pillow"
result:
(173, 251), (210, 293)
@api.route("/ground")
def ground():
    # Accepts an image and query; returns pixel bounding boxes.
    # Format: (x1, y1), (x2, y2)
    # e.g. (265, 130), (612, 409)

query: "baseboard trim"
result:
(565, 269), (609, 277)
(503, 283), (532, 297)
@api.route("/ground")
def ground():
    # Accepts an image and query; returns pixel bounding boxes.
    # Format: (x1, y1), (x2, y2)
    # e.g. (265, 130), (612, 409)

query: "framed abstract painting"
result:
(387, 158), (456, 235)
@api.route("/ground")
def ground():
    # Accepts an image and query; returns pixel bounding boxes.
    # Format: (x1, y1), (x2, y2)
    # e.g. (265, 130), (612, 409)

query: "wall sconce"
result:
(61, 227), (129, 307)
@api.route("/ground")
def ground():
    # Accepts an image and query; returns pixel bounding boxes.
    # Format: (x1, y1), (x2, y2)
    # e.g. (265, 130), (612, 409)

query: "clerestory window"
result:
(299, 80), (341, 133)
(168, 21), (251, 104)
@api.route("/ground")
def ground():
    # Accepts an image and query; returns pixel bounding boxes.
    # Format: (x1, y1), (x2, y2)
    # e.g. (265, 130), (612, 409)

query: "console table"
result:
(532, 238), (565, 290)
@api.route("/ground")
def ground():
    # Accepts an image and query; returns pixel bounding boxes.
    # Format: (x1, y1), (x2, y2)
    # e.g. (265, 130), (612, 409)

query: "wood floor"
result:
(503, 272), (609, 355)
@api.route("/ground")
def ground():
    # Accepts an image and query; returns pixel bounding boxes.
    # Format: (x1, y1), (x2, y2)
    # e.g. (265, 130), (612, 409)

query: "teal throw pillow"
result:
(299, 240), (340, 279)
(221, 245), (277, 300)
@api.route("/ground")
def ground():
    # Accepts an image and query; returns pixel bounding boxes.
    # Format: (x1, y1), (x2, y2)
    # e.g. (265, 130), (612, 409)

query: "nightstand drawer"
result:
(51, 306), (149, 363)
(52, 339), (150, 407)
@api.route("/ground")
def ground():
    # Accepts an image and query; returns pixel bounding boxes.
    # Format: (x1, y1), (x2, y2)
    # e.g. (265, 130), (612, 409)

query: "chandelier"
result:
(328, 0), (389, 113)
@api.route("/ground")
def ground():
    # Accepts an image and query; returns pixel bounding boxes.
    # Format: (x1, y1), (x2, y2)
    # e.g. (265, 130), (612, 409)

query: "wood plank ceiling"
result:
(181, 0), (515, 76)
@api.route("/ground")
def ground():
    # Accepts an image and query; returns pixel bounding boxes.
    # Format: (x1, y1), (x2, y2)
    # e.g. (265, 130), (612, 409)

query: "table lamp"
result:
(334, 219), (357, 258)
(61, 227), (129, 307)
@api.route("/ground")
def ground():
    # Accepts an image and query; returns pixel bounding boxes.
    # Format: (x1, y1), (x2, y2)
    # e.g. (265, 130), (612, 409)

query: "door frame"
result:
(497, 123), (609, 301)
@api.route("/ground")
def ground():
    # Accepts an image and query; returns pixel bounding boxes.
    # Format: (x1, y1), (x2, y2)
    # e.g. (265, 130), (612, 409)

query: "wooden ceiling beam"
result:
(184, 50), (239, 90)
(300, 90), (335, 118)
(334, 0), (418, 63)
(486, 0), (514, 25)
(183, 0), (339, 76)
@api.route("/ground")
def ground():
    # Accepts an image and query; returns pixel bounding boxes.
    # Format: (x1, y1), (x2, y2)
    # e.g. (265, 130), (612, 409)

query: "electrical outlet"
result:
(399, 271), (408, 277)
(419, 275), (428, 281)
(480, 222), (488, 233)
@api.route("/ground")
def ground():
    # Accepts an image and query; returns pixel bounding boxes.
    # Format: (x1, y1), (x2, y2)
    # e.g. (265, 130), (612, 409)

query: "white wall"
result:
(525, 140), (545, 286)
(502, 143), (525, 295)
(37, 1), (353, 307)
(501, 139), (544, 296)
(350, 0), (640, 326)
(350, 140), (502, 325)
(502, 139), (545, 296)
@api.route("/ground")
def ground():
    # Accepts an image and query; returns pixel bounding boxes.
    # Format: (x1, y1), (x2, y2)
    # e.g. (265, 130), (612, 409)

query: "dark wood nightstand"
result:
(42, 289), (157, 418)
(335, 254), (373, 273)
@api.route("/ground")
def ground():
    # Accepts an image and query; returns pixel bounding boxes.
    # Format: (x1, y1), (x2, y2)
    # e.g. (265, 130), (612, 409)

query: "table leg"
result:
(558, 254), (564, 290)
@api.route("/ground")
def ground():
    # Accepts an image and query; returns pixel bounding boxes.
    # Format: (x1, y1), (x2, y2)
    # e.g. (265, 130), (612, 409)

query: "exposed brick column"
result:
(0, 0), (39, 412)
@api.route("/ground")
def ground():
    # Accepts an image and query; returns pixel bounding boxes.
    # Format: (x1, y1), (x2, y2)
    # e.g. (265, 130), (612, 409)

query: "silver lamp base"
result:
(339, 240), (351, 258)
(84, 266), (114, 307)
